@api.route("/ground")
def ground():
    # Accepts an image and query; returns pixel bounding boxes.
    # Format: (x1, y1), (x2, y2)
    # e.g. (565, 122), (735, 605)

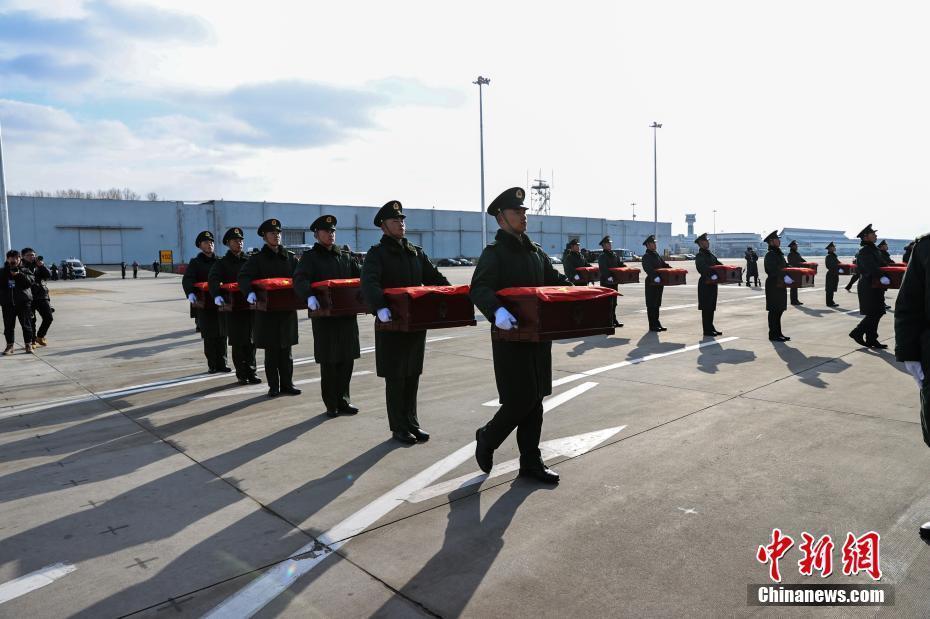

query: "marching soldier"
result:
(764, 230), (791, 341)
(597, 235), (624, 327)
(786, 240), (806, 306)
(471, 187), (568, 484)
(562, 239), (589, 285)
(642, 234), (670, 332)
(824, 242), (840, 308)
(892, 233), (930, 539)
(21, 249), (53, 347)
(694, 233), (723, 336)
(744, 246), (760, 286)
(209, 227), (260, 385)
(182, 231), (230, 374)
(845, 259), (860, 292)
(294, 215), (361, 417)
(238, 218), (301, 397)
(361, 200), (449, 444)
(1, 250), (34, 354)
(849, 224), (889, 349)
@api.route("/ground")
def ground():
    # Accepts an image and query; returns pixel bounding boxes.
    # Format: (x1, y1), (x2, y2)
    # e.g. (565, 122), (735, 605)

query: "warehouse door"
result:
(79, 228), (123, 264)
(79, 229), (102, 264)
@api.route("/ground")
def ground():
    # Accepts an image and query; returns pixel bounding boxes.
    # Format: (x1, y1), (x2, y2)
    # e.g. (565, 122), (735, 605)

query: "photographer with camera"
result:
(1, 250), (36, 355)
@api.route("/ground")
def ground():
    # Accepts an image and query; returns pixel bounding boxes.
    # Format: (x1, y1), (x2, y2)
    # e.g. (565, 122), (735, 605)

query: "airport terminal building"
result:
(7, 196), (672, 266)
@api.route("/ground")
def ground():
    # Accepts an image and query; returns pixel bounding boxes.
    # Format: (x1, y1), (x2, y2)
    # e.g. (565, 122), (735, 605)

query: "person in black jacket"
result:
(642, 234), (670, 331)
(182, 230), (230, 374)
(764, 230), (791, 341)
(694, 233), (723, 336)
(294, 215), (362, 417)
(562, 239), (590, 285)
(1, 250), (35, 354)
(120, 261), (126, 279)
(903, 241), (915, 265)
(786, 240), (806, 306)
(238, 218), (301, 397)
(824, 242), (840, 308)
(152, 260), (160, 278)
(597, 235), (624, 327)
(849, 224), (889, 349)
(209, 227), (260, 385)
(361, 200), (450, 444)
(21, 249), (53, 347)
(471, 187), (568, 483)
(744, 246), (760, 287)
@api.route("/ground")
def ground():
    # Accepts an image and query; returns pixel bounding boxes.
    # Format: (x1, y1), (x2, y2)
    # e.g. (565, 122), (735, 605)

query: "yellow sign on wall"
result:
(159, 250), (173, 265)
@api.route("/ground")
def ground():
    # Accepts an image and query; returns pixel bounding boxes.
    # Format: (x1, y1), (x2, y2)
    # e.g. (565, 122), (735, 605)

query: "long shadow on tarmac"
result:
(626, 331), (686, 360)
(695, 339), (757, 374)
(769, 342), (852, 388)
(792, 304), (836, 318)
(566, 334), (631, 358)
(75, 438), (401, 617)
(46, 329), (197, 357)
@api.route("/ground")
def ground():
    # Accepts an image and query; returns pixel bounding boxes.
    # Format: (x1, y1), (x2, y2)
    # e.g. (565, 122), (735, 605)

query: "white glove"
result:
(711, 274), (718, 281)
(377, 307), (392, 322)
(308, 296), (320, 311)
(187, 293), (197, 304)
(838, 268), (845, 274)
(573, 274), (580, 281)
(214, 295), (224, 306)
(653, 276), (661, 283)
(247, 292), (257, 304)
(607, 276), (614, 283)
(880, 276), (891, 285)
(494, 307), (518, 330)
(784, 275), (793, 284)
(905, 361), (925, 388)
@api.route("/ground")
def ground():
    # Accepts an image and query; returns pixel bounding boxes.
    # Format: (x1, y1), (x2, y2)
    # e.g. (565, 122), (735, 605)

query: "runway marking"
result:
(482, 338), (738, 406)
(204, 376), (594, 618)
(0, 563), (76, 605)
(406, 425), (626, 503)
(197, 372), (373, 399)
(0, 337), (456, 419)
(635, 287), (821, 313)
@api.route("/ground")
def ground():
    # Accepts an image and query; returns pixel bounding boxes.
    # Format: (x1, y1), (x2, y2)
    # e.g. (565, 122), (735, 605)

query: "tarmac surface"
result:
(1, 257), (927, 618)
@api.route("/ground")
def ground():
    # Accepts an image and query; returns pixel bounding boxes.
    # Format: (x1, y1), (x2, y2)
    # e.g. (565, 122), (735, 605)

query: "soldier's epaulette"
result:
(916, 232), (930, 242)
(530, 242), (541, 252)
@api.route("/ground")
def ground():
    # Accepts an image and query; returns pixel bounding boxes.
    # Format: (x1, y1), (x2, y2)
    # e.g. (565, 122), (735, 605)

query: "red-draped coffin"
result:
(575, 266), (599, 284)
(799, 261), (819, 274)
(608, 267), (640, 284)
(309, 278), (367, 317)
(217, 281), (250, 312)
(655, 268), (687, 286)
(836, 263), (855, 276)
(873, 266), (907, 289)
(376, 285), (475, 332)
(780, 267), (815, 288)
(252, 278), (302, 311)
(708, 265), (743, 285)
(492, 285), (618, 342)
(191, 281), (209, 309)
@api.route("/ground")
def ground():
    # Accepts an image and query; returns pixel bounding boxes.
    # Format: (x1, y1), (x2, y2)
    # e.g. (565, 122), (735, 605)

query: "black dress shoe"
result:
(657, 326), (668, 332)
(392, 431), (417, 445)
(791, 302), (803, 306)
(779, 335), (791, 342)
(411, 428), (430, 442)
(217, 366), (233, 373)
(518, 464), (560, 484)
(280, 386), (302, 396)
(613, 319), (623, 328)
(713, 330), (723, 336)
(866, 341), (888, 349)
(325, 410), (339, 418)
(828, 303), (840, 307)
(237, 378), (248, 385)
(267, 388), (280, 398)
(849, 330), (868, 347)
(246, 376), (263, 384)
(475, 428), (493, 473)
(208, 368), (217, 374)
(920, 522), (930, 544)
(338, 403), (359, 415)
(703, 332), (717, 337)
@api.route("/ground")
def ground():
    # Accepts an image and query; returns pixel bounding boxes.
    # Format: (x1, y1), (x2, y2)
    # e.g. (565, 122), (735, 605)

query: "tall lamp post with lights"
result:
(650, 122), (662, 244)
(474, 76), (490, 249)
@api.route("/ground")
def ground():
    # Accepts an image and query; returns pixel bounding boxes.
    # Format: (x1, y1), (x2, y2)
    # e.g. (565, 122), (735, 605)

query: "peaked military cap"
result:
(599, 235), (611, 246)
(856, 223), (876, 239)
(642, 234), (656, 246)
(878, 239), (888, 248)
(487, 187), (527, 216)
(788, 240), (798, 248)
(374, 200), (405, 226)
(195, 230), (215, 246)
(763, 230), (780, 243)
(257, 218), (282, 236)
(825, 241), (836, 250)
(568, 238), (580, 247)
(311, 214), (337, 232)
(222, 227), (244, 243)
(694, 232), (708, 244)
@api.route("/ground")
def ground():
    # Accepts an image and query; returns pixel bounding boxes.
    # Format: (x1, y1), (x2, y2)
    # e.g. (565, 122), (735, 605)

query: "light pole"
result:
(650, 122), (661, 245)
(713, 209), (717, 239)
(473, 76), (490, 249)
(0, 120), (10, 255)
(631, 202), (636, 221)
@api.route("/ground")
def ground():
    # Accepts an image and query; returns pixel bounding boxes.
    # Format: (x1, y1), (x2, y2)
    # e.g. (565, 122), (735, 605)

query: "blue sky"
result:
(0, 0), (927, 239)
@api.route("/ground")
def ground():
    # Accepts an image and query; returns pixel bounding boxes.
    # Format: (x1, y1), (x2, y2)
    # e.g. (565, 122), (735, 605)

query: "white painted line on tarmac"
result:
(0, 562), (76, 605)
(204, 374), (595, 618)
(406, 425), (627, 503)
(198, 372), (374, 399)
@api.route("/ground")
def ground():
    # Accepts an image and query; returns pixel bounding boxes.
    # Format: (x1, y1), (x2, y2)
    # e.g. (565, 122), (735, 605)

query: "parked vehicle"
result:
(60, 258), (86, 278)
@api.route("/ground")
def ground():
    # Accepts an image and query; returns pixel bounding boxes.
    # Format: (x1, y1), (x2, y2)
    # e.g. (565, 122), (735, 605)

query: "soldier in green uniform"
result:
(824, 242), (840, 308)
(764, 230), (791, 341)
(786, 240), (806, 306)
(471, 187), (568, 484)
(892, 233), (930, 539)
(641, 234), (670, 332)
(294, 214), (361, 417)
(209, 227), (260, 385)
(597, 235), (624, 327)
(238, 218), (301, 397)
(878, 240), (893, 265)
(361, 200), (450, 444)
(694, 233), (723, 336)
(182, 231), (230, 373)
(562, 239), (590, 285)
(849, 224), (889, 349)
